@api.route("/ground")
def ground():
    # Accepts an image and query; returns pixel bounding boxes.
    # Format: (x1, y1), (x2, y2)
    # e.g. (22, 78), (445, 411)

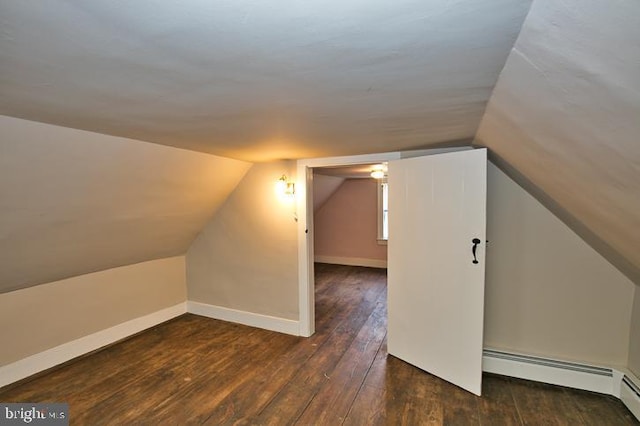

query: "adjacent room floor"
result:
(1, 263), (637, 425)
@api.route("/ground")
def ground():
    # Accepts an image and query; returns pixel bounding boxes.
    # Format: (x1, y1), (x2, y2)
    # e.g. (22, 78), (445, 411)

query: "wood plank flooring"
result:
(1, 263), (637, 425)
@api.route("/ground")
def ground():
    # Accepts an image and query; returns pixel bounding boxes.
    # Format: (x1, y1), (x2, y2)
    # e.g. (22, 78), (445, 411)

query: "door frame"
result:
(296, 152), (401, 336)
(296, 147), (472, 336)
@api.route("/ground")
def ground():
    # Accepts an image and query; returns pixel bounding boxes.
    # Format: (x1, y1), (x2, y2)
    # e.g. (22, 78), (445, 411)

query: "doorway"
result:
(296, 148), (471, 337)
(296, 152), (401, 337)
(312, 165), (388, 269)
(297, 147), (487, 396)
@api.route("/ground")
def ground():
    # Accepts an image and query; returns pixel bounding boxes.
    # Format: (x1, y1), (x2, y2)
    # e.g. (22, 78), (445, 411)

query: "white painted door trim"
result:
(296, 152), (401, 336)
(296, 147), (472, 337)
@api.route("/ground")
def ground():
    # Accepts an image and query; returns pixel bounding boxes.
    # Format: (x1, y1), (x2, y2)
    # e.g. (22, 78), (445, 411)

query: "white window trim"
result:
(377, 180), (388, 245)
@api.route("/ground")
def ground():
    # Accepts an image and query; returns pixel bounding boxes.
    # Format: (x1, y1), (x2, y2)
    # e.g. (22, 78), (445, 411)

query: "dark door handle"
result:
(471, 238), (481, 264)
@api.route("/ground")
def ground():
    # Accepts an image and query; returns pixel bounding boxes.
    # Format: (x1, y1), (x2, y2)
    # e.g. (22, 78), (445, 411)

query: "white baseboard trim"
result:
(483, 348), (639, 421)
(620, 370), (640, 420)
(187, 301), (300, 336)
(314, 255), (387, 269)
(0, 303), (187, 388)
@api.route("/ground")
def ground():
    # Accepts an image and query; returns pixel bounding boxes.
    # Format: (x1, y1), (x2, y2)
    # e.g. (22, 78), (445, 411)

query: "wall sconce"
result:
(276, 174), (295, 197)
(370, 164), (387, 180)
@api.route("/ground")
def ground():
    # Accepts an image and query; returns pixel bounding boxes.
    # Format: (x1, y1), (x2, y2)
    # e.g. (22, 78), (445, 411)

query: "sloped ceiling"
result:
(1, 0), (638, 288)
(312, 174), (345, 212)
(313, 164), (384, 211)
(475, 0), (640, 283)
(0, 0), (531, 161)
(0, 116), (251, 293)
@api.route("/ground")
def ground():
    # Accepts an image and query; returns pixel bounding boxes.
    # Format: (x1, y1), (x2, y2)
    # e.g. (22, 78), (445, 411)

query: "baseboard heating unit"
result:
(483, 348), (639, 421)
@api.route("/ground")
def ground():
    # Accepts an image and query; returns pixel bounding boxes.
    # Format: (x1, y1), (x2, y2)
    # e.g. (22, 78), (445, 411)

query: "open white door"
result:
(387, 148), (487, 395)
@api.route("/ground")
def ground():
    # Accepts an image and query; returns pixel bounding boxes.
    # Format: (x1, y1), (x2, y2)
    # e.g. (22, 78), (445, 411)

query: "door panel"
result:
(387, 148), (487, 395)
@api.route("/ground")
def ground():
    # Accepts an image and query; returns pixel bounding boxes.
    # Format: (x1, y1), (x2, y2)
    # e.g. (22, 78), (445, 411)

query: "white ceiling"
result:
(475, 0), (640, 283)
(0, 0), (532, 161)
(0, 116), (251, 293)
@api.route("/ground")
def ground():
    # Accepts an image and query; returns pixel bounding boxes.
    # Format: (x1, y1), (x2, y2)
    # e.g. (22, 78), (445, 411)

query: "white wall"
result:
(0, 256), (186, 367)
(484, 163), (635, 366)
(187, 161), (299, 320)
(3, 157), (633, 376)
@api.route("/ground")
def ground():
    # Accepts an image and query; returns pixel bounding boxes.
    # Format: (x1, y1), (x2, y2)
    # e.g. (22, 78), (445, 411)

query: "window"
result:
(377, 181), (388, 243)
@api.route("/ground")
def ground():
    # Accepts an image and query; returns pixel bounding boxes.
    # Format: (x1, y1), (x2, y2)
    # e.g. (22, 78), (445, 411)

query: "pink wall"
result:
(314, 178), (387, 263)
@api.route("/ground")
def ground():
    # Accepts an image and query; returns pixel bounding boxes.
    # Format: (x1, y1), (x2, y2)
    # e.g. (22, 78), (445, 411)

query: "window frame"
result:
(377, 180), (388, 245)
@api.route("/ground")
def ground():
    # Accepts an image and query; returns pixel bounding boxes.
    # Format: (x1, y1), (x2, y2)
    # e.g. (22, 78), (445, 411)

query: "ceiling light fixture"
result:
(370, 164), (387, 179)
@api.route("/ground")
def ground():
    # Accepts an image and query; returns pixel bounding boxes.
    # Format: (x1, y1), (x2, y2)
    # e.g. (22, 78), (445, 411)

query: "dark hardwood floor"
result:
(1, 263), (637, 425)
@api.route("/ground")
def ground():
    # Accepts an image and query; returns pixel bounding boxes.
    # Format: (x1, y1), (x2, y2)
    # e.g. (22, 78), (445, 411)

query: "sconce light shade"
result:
(285, 181), (295, 196)
(276, 174), (295, 197)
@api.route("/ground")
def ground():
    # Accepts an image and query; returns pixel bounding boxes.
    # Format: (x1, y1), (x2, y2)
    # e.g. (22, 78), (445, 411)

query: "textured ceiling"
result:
(475, 0), (640, 284)
(0, 0), (531, 161)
